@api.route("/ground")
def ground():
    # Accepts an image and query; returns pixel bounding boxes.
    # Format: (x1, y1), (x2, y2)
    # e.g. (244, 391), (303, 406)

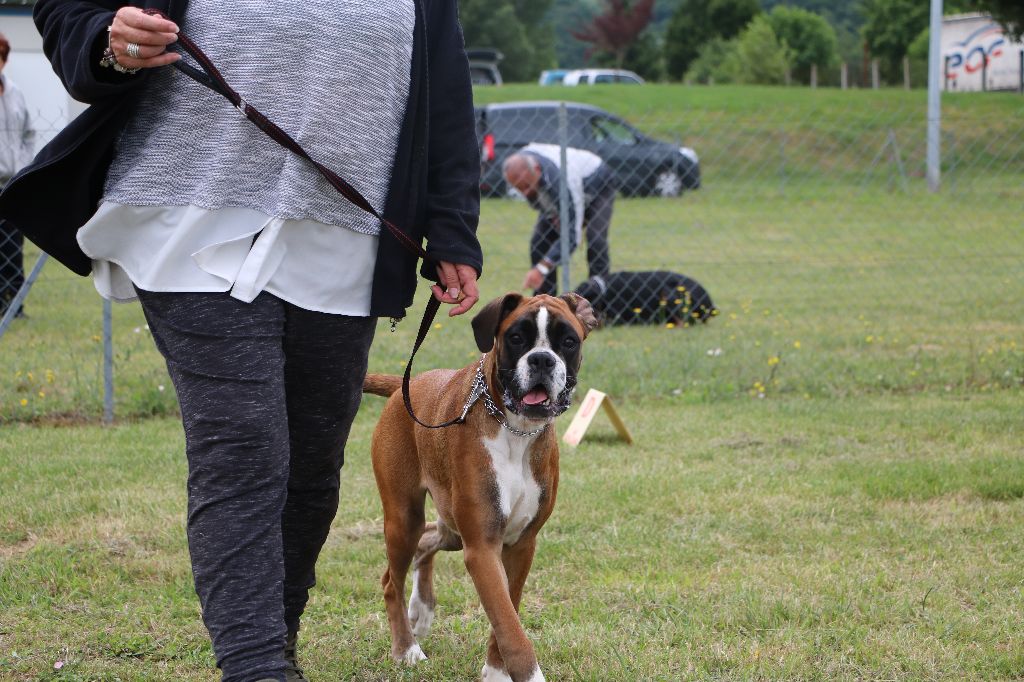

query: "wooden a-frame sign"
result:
(562, 388), (633, 446)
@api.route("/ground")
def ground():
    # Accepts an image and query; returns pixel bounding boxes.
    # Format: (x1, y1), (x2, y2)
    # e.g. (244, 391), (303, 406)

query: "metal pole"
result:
(557, 102), (572, 295)
(103, 299), (114, 424)
(926, 0), (943, 193)
(0, 252), (47, 341)
(1020, 50), (1023, 94)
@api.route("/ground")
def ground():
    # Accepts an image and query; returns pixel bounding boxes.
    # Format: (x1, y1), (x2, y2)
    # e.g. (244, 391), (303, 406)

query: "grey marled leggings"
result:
(136, 288), (376, 682)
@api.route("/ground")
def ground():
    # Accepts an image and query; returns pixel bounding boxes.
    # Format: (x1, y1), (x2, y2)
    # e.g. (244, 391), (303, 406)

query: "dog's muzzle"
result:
(501, 348), (577, 417)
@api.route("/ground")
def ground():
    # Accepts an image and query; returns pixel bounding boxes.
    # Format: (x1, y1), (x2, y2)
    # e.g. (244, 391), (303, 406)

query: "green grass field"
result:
(2, 392), (1022, 680)
(1, 84), (1022, 679)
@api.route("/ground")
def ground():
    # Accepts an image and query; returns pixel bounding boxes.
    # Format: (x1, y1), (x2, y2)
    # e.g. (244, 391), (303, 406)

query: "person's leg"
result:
(278, 307), (377, 637)
(583, 186), (614, 279)
(137, 288), (290, 682)
(529, 215), (559, 295)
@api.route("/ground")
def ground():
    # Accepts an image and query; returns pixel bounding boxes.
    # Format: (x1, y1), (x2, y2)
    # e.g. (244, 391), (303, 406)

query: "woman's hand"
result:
(108, 7), (181, 70)
(432, 262), (480, 317)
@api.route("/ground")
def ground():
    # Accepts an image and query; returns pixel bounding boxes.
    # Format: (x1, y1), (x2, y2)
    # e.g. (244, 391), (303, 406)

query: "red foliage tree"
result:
(572, 0), (656, 68)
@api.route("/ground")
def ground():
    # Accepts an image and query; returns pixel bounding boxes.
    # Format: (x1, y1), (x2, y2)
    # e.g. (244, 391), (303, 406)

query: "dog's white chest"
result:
(483, 432), (542, 545)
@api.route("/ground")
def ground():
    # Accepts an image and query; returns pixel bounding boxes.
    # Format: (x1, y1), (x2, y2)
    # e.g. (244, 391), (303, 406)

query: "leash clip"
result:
(456, 356), (488, 423)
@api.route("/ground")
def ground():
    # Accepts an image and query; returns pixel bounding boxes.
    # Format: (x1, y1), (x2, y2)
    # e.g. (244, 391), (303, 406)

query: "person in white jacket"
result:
(504, 143), (616, 294)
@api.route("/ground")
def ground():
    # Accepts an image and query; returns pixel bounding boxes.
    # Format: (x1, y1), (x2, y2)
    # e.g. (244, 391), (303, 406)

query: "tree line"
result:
(456, 0), (1024, 85)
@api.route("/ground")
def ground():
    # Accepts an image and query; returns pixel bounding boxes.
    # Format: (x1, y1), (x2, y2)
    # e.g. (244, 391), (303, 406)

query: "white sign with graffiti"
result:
(942, 13), (1023, 92)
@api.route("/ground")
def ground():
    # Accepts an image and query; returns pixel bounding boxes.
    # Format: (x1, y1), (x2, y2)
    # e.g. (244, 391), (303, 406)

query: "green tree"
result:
(682, 37), (733, 83)
(767, 5), (839, 83)
(458, 0), (556, 82)
(861, 0), (928, 79)
(664, 0), (760, 80)
(594, 30), (666, 80)
(719, 14), (793, 84)
(971, 0), (1024, 40)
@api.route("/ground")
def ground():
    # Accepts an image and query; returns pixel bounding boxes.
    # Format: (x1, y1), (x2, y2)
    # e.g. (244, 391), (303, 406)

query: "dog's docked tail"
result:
(363, 374), (403, 397)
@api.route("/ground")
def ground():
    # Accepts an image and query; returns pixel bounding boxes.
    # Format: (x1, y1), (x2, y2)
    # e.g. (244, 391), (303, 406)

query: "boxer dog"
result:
(363, 292), (597, 682)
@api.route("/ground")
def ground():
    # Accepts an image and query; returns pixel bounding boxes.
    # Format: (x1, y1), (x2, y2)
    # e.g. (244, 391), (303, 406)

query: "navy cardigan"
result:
(0, 0), (482, 319)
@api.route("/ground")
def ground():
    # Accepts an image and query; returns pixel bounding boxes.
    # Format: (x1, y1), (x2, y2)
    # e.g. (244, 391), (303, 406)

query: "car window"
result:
(490, 109), (561, 145)
(591, 116), (637, 145)
(616, 74), (641, 83)
(594, 74), (615, 83)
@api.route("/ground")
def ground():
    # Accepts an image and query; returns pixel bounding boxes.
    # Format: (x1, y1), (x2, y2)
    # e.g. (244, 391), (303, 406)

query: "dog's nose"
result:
(527, 352), (556, 371)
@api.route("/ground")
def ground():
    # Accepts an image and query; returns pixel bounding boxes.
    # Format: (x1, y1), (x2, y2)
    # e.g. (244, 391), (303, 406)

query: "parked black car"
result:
(476, 101), (700, 198)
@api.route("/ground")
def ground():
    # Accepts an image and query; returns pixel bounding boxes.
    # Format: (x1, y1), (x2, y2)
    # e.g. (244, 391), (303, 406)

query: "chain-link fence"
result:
(474, 95), (1024, 401)
(2, 91), (1023, 421)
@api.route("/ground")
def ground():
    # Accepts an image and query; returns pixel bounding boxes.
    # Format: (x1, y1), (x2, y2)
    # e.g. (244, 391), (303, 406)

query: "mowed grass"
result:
(1, 392), (1022, 680)
(3, 184), (1022, 420)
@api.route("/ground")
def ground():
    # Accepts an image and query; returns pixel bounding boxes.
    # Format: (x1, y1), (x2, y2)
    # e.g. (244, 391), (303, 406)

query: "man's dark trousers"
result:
(529, 172), (615, 295)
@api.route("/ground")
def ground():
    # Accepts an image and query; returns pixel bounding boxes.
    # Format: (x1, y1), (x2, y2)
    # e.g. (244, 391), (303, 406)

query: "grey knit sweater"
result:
(103, 0), (415, 236)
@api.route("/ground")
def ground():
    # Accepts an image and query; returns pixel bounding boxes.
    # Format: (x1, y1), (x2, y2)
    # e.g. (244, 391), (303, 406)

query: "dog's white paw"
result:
(481, 663), (513, 682)
(408, 573), (435, 638)
(408, 598), (434, 638)
(395, 643), (427, 665)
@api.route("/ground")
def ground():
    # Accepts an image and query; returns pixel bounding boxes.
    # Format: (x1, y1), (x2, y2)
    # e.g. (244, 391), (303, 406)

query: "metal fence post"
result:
(926, 0), (943, 192)
(0, 252), (47, 342)
(103, 298), (114, 424)
(557, 102), (572, 295)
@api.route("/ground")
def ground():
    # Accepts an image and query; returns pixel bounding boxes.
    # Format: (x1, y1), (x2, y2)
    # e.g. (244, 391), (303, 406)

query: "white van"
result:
(561, 69), (644, 86)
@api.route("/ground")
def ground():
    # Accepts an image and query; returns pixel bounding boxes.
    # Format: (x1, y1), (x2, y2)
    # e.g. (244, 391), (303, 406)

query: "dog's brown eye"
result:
(508, 333), (524, 345)
(563, 337), (577, 349)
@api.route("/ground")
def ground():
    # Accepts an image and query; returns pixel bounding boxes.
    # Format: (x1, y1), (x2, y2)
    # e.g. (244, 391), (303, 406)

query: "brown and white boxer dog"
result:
(363, 292), (597, 682)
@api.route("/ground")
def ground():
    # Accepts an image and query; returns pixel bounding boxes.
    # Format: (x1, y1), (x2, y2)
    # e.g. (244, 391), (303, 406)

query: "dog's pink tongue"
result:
(522, 388), (549, 405)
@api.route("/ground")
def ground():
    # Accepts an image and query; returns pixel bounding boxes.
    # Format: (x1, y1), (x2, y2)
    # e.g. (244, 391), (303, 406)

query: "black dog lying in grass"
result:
(573, 271), (716, 326)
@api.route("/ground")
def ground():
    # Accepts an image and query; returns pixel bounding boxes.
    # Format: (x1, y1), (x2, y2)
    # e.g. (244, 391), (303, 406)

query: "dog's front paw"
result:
(394, 643), (427, 665)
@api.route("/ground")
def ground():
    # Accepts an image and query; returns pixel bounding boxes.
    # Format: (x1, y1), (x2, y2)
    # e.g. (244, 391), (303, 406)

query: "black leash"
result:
(154, 12), (467, 430)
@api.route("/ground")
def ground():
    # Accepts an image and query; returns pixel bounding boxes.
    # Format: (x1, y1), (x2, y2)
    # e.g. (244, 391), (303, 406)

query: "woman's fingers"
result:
(108, 6), (180, 69)
(115, 6), (179, 36)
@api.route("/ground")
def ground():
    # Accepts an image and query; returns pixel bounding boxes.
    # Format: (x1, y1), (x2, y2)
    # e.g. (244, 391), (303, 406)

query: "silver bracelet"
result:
(535, 261), (552, 276)
(99, 25), (140, 74)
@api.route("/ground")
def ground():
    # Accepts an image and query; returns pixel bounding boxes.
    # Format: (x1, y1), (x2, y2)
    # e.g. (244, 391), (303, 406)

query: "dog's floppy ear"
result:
(472, 292), (524, 352)
(559, 292), (600, 338)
